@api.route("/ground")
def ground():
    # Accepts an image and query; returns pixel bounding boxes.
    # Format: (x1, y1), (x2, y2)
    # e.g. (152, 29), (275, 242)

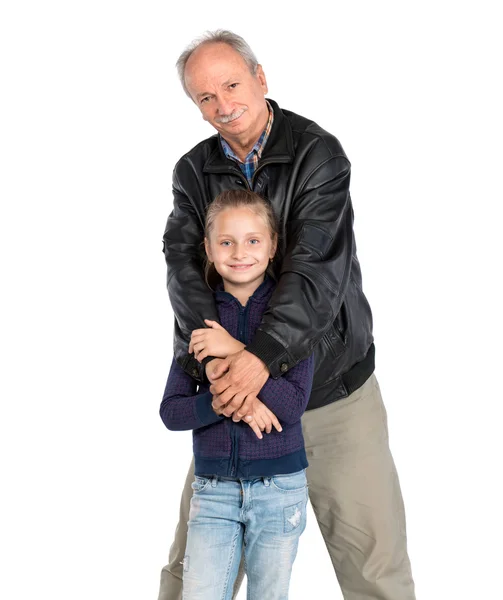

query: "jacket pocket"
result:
(323, 324), (346, 359)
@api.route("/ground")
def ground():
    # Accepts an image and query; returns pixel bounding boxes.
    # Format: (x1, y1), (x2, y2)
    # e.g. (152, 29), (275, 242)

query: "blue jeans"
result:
(182, 470), (308, 600)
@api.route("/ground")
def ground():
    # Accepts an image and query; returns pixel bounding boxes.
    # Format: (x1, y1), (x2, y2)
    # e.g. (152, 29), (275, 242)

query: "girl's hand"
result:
(241, 398), (282, 439)
(189, 319), (245, 362)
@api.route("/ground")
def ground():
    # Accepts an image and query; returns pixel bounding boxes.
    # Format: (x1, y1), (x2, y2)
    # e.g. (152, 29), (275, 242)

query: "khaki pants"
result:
(157, 374), (416, 600)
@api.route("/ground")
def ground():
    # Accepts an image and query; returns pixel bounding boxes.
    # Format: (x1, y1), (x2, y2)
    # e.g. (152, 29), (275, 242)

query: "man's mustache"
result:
(216, 106), (248, 124)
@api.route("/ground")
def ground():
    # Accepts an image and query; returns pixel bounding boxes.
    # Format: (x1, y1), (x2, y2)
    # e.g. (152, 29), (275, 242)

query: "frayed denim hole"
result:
(284, 500), (304, 534)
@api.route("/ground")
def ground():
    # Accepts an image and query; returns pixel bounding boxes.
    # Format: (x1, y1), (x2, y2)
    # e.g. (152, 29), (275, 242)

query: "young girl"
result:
(160, 190), (314, 600)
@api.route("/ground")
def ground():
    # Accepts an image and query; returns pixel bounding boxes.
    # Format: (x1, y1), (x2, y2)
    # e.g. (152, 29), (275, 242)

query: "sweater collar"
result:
(214, 275), (275, 306)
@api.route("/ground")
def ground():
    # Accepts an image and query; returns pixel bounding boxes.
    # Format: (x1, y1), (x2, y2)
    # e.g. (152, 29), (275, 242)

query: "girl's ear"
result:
(270, 233), (278, 259)
(204, 237), (212, 261)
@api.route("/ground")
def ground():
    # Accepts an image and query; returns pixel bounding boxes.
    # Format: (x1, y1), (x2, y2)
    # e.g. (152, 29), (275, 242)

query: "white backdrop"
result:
(1, 1), (502, 599)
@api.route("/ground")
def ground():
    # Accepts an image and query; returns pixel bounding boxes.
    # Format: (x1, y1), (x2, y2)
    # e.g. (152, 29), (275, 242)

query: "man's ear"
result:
(255, 64), (268, 95)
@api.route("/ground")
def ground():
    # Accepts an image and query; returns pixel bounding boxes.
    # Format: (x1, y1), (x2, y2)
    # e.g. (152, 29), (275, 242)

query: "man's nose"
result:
(215, 94), (233, 116)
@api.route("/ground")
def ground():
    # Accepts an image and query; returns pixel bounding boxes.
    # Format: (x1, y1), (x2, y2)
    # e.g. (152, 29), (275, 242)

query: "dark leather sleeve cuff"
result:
(245, 330), (292, 379)
(201, 356), (218, 383)
(183, 354), (204, 382)
(201, 356), (218, 367)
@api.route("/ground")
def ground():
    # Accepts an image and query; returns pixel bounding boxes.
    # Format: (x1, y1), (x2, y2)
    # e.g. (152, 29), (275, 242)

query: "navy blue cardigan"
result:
(160, 277), (315, 478)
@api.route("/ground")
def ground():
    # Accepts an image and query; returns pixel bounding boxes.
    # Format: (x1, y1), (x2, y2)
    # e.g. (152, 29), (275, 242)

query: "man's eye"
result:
(221, 241), (231, 246)
(229, 83), (238, 89)
(200, 97), (210, 104)
(249, 239), (259, 244)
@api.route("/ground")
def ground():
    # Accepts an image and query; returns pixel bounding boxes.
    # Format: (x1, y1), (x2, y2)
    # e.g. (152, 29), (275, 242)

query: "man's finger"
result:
(210, 360), (231, 381)
(212, 394), (228, 410)
(236, 394), (255, 419)
(209, 379), (231, 396)
(222, 393), (246, 417)
(212, 396), (228, 415)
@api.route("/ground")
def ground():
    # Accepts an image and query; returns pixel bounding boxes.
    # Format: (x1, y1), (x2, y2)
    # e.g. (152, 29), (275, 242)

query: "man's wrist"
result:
(245, 331), (290, 379)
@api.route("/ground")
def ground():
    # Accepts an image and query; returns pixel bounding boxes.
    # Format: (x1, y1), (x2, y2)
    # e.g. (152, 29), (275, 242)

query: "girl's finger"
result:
(268, 411), (283, 433)
(247, 418), (263, 440)
(204, 319), (224, 330)
(191, 329), (207, 337)
(254, 412), (266, 431)
(190, 331), (206, 342)
(197, 349), (208, 362)
(262, 412), (273, 434)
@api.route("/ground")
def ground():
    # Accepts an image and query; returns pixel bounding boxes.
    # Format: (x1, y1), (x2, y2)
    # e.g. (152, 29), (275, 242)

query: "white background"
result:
(1, 1), (502, 599)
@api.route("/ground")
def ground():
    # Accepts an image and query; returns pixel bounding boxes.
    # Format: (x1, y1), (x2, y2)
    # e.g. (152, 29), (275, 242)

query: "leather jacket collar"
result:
(203, 99), (295, 174)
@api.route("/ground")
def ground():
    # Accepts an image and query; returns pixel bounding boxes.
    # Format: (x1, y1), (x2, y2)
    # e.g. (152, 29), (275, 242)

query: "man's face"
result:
(184, 43), (268, 144)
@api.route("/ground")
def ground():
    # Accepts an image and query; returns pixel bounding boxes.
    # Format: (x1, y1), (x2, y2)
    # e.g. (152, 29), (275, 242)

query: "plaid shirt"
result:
(220, 101), (274, 187)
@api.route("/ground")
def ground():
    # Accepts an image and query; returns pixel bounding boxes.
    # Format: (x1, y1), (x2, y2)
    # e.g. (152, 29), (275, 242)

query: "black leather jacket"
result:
(163, 99), (375, 410)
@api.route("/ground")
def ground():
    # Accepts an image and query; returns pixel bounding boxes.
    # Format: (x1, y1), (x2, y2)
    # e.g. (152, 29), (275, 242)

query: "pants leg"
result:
(183, 476), (243, 600)
(302, 374), (416, 600)
(157, 458), (245, 600)
(244, 472), (308, 600)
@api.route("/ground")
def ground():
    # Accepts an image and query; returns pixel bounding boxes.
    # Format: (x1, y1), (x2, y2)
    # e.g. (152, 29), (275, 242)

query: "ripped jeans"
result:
(182, 470), (308, 600)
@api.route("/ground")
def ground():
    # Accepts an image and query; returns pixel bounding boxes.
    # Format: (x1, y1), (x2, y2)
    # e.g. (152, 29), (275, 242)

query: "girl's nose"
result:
(232, 243), (247, 260)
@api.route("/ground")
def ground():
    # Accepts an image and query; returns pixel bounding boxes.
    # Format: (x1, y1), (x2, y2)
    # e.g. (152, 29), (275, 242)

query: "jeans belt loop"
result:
(263, 476), (271, 487)
(211, 476), (218, 488)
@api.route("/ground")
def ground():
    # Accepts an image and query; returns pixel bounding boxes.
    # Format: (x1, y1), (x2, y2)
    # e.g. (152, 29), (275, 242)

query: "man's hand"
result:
(190, 320), (245, 362)
(210, 350), (269, 418)
(205, 358), (228, 385)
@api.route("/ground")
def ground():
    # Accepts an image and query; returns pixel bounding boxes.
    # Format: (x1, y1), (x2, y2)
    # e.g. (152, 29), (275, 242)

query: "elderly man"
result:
(159, 30), (415, 600)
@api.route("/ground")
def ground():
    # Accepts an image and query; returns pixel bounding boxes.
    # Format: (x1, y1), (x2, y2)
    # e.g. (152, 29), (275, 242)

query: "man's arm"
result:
(246, 154), (354, 378)
(163, 167), (219, 381)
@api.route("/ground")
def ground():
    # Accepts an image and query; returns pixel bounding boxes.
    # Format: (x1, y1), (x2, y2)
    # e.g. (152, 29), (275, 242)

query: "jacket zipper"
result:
(229, 302), (249, 477)
(227, 158), (277, 192)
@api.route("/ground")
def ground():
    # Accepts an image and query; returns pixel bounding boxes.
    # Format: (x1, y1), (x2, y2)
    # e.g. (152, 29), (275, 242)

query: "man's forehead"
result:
(186, 43), (249, 79)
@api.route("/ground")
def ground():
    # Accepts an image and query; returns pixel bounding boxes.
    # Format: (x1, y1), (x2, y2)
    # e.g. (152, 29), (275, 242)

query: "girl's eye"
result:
(220, 241), (232, 246)
(249, 239), (260, 244)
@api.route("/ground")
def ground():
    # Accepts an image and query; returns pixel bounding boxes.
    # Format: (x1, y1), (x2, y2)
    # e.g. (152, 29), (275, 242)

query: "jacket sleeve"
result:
(246, 154), (354, 378)
(163, 165), (219, 381)
(159, 358), (224, 431)
(257, 353), (314, 425)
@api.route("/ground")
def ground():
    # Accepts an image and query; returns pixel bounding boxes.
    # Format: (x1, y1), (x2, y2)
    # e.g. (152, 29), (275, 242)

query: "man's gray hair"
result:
(176, 30), (259, 98)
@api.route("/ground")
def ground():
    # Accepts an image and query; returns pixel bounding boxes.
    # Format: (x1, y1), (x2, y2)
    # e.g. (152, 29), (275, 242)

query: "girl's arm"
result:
(257, 353), (315, 425)
(160, 358), (224, 431)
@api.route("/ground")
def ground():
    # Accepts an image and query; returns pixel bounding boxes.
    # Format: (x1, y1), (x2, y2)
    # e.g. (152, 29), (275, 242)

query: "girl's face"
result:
(205, 206), (277, 290)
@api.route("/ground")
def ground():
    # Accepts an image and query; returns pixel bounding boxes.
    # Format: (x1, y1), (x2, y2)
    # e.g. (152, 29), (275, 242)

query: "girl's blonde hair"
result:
(203, 190), (279, 288)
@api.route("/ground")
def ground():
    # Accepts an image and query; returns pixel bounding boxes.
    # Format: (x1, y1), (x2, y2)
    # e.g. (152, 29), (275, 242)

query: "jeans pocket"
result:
(191, 476), (211, 493)
(271, 470), (307, 493)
